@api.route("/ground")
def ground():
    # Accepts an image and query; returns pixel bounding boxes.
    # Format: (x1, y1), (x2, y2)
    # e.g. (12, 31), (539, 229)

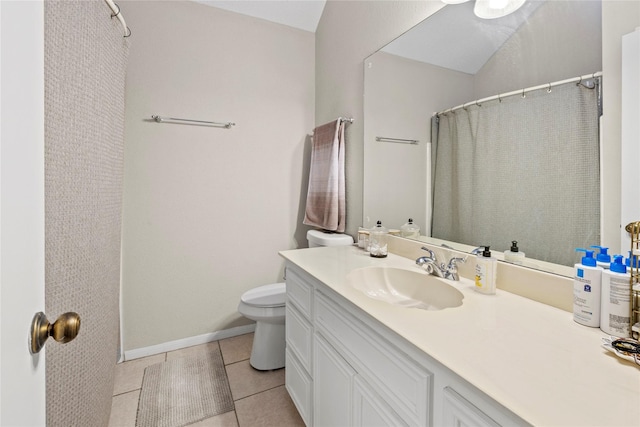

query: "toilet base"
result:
(250, 321), (285, 370)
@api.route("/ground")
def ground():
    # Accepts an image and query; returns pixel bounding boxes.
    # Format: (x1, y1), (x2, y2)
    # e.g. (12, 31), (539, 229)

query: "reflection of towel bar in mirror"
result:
(151, 115), (235, 129)
(376, 136), (419, 145)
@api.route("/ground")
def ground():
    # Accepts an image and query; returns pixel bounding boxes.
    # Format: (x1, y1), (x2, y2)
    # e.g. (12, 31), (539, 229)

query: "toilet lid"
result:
(240, 282), (286, 307)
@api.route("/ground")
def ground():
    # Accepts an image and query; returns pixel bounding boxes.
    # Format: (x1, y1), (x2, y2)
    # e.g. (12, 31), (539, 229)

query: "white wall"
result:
(317, 0), (639, 255)
(602, 1), (640, 254)
(121, 0), (314, 351)
(363, 52), (474, 231)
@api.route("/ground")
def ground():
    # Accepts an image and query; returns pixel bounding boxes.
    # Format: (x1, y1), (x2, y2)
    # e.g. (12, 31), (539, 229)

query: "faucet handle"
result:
(447, 257), (466, 268)
(447, 257), (467, 271)
(420, 246), (436, 260)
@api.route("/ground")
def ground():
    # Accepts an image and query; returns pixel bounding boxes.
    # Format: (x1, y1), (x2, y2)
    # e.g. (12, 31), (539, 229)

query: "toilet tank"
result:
(307, 230), (354, 248)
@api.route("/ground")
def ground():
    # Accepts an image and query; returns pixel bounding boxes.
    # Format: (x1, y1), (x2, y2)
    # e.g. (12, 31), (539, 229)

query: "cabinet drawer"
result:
(286, 268), (312, 317)
(315, 292), (432, 425)
(286, 348), (312, 427)
(286, 303), (312, 372)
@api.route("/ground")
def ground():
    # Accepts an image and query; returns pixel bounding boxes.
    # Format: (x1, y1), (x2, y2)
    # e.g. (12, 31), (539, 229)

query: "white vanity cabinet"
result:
(285, 262), (527, 427)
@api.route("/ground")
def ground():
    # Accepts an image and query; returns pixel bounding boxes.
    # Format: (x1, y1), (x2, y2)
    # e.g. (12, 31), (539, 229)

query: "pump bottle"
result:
(573, 249), (603, 327)
(504, 241), (525, 265)
(600, 255), (631, 337)
(591, 245), (611, 270)
(475, 246), (497, 295)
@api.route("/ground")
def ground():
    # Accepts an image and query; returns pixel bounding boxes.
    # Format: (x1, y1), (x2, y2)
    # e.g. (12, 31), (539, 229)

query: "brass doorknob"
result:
(30, 312), (81, 354)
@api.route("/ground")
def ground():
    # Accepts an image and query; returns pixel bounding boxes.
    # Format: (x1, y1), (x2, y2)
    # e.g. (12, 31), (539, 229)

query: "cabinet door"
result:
(353, 376), (409, 427)
(314, 334), (356, 427)
(442, 387), (500, 427)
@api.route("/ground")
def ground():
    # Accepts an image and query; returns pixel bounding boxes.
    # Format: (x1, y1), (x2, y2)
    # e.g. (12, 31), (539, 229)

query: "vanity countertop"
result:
(279, 245), (639, 427)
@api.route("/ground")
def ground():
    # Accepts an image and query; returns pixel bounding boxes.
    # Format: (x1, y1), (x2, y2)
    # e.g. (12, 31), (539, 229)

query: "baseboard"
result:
(123, 323), (256, 361)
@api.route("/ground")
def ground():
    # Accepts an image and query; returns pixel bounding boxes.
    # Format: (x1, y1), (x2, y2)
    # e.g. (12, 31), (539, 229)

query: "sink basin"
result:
(346, 267), (464, 311)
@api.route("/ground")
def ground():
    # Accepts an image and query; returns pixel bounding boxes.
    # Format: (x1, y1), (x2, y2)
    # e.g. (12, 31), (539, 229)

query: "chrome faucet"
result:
(416, 246), (466, 281)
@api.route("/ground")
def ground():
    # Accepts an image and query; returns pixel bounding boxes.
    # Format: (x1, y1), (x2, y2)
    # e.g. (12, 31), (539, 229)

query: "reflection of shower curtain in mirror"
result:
(431, 81), (600, 267)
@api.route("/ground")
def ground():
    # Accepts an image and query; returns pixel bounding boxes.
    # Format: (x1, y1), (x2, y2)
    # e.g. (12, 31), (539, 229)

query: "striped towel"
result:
(303, 119), (346, 233)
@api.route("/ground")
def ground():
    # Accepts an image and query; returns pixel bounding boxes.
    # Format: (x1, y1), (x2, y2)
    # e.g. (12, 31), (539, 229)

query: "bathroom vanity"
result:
(280, 245), (639, 427)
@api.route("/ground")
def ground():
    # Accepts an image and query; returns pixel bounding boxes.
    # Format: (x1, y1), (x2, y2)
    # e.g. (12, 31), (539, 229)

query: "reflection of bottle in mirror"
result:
(369, 220), (388, 258)
(474, 246), (497, 295)
(591, 245), (611, 269)
(600, 255), (631, 337)
(504, 240), (525, 265)
(573, 249), (602, 327)
(400, 218), (420, 238)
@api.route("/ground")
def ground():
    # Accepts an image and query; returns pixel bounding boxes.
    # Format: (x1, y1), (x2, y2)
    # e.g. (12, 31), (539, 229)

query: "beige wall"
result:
(317, 0), (639, 255)
(121, 1), (314, 351)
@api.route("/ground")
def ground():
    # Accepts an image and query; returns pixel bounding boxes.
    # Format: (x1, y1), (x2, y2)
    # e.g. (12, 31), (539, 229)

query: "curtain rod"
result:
(104, 0), (131, 37)
(435, 71), (602, 116)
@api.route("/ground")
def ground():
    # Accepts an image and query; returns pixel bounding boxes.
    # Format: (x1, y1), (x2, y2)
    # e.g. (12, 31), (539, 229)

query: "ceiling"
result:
(381, 1), (544, 74)
(192, 0), (327, 32)
(192, 0), (543, 75)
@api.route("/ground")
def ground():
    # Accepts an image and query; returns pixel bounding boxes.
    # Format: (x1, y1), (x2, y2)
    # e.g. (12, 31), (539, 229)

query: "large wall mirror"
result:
(363, 0), (603, 276)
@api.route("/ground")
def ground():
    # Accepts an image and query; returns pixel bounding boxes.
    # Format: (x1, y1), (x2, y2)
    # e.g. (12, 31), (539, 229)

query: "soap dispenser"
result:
(573, 248), (603, 327)
(600, 255), (631, 337)
(591, 245), (611, 269)
(369, 220), (388, 258)
(400, 218), (420, 238)
(504, 241), (525, 265)
(474, 246), (497, 295)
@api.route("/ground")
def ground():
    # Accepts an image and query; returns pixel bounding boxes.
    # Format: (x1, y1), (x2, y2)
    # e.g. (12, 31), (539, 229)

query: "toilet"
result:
(238, 230), (354, 370)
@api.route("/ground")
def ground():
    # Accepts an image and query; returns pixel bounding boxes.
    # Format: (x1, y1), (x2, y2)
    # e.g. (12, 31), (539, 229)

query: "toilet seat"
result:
(240, 282), (285, 307)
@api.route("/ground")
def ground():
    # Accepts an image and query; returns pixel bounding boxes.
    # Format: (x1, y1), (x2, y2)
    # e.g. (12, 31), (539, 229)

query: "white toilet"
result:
(238, 230), (354, 370)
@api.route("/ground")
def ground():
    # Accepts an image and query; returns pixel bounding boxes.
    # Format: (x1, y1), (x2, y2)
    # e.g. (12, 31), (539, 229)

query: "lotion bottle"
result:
(591, 245), (611, 269)
(573, 249), (603, 327)
(474, 246), (497, 295)
(600, 255), (631, 337)
(504, 240), (525, 265)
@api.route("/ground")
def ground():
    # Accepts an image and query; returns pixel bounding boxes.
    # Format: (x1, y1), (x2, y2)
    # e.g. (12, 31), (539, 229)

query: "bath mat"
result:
(136, 350), (234, 427)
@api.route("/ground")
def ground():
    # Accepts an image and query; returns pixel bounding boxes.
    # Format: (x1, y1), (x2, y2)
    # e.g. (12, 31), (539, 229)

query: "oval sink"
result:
(346, 267), (464, 311)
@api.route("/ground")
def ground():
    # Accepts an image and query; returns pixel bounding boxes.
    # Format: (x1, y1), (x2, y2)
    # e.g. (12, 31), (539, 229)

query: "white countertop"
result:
(280, 245), (640, 427)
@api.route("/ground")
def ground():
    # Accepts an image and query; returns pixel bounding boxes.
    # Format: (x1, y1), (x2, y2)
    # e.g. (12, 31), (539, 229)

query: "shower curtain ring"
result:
(124, 26), (132, 37)
(577, 76), (582, 86)
(111, 2), (121, 18)
(547, 83), (552, 93)
(521, 89), (526, 98)
(498, 94), (502, 103)
(475, 100), (481, 107)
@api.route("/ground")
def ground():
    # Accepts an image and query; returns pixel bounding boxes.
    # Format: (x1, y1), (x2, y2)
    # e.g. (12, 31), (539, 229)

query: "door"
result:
(0, 1), (47, 425)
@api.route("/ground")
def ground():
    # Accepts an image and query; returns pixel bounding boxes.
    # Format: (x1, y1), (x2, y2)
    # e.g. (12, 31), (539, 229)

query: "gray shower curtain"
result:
(45, 1), (129, 425)
(431, 80), (600, 267)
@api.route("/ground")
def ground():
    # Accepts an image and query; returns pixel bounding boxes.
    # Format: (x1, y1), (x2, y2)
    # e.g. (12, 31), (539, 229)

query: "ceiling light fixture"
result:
(441, 0), (527, 19)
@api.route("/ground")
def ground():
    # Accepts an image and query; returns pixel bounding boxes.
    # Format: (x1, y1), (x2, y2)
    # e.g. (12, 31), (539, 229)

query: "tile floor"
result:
(108, 333), (305, 427)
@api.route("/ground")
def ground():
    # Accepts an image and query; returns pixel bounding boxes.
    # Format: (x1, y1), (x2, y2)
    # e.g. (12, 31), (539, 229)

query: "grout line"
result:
(232, 383), (287, 403)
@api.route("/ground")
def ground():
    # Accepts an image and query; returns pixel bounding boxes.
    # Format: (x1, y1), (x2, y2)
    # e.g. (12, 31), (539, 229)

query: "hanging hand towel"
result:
(303, 119), (346, 233)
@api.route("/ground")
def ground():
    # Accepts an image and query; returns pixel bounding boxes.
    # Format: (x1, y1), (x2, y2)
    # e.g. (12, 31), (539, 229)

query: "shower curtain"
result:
(431, 80), (600, 267)
(45, 1), (129, 425)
